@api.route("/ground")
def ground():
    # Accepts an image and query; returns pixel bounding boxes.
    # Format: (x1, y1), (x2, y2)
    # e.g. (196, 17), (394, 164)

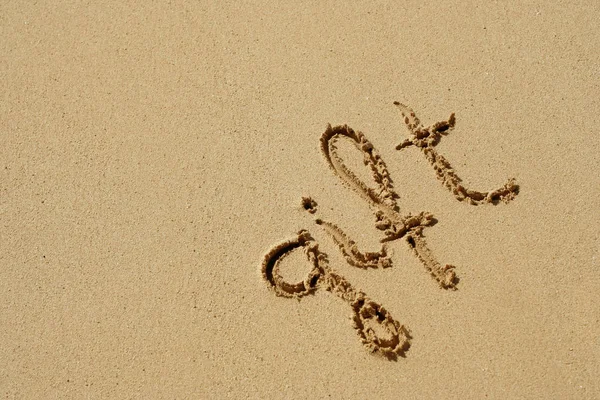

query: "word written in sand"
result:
(261, 103), (518, 359)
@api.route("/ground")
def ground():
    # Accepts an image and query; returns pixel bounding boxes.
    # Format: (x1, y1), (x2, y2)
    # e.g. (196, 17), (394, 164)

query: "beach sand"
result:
(1, 1), (599, 398)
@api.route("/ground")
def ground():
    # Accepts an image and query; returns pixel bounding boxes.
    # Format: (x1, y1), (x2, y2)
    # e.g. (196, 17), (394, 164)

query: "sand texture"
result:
(1, 1), (599, 399)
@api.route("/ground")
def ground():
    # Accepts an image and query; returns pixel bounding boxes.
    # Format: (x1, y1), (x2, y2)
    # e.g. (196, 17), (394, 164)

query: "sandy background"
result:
(1, 1), (599, 398)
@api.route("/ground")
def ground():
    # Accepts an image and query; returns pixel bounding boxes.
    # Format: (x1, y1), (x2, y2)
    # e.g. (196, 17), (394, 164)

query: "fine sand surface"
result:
(1, 1), (599, 398)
